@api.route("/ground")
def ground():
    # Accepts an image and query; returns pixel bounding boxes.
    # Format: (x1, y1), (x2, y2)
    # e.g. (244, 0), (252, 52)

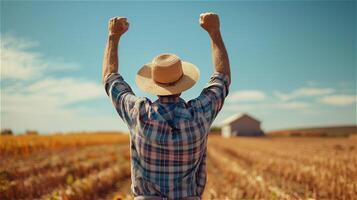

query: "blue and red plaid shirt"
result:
(104, 72), (230, 199)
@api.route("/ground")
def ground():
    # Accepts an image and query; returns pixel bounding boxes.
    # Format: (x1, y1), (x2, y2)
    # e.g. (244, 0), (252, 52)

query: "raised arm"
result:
(199, 13), (231, 79)
(102, 17), (129, 82)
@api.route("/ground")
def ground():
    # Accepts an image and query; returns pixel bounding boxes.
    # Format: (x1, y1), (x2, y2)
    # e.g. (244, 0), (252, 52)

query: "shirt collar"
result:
(157, 95), (183, 103)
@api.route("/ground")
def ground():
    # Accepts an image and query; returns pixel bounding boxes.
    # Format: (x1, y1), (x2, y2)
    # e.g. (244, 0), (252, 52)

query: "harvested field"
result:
(0, 133), (356, 200)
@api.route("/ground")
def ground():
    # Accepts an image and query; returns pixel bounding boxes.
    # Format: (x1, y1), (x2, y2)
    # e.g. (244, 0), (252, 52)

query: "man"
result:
(102, 12), (231, 200)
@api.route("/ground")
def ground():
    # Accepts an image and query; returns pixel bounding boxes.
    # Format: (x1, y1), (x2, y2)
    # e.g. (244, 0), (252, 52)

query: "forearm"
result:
(102, 34), (120, 82)
(209, 31), (230, 78)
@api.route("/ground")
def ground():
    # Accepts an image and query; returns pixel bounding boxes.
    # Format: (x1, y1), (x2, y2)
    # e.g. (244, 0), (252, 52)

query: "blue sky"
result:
(1, 1), (356, 133)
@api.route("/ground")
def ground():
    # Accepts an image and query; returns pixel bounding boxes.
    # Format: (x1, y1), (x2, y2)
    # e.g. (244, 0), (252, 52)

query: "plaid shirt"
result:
(104, 72), (230, 199)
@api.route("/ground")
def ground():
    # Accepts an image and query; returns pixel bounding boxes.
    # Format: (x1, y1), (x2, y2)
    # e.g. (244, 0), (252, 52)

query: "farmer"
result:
(102, 12), (231, 200)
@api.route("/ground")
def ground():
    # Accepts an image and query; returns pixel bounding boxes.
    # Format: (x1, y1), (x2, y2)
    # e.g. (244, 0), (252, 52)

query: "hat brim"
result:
(136, 61), (200, 95)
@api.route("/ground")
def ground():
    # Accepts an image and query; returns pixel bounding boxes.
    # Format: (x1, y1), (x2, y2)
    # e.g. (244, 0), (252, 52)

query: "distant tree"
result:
(25, 130), (39, 135)
(210, 126), (222, 133)
(1, 129), (13, 135)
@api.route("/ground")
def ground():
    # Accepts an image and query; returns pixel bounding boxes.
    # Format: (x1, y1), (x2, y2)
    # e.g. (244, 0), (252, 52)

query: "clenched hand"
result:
(108, 17), (129, 37)
(199, 12), (220, 35)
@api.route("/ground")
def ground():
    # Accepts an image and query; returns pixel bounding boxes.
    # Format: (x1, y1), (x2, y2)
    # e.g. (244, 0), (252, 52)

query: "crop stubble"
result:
(0, 134), (355, 200)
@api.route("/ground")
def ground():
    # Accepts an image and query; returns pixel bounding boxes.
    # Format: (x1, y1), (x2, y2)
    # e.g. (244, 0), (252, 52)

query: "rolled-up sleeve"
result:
(104, 73), (140, 125)
(194, 72), (230, 123)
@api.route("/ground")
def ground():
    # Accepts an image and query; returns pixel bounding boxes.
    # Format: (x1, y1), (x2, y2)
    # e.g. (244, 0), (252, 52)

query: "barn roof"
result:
(221, 113), (261, 125)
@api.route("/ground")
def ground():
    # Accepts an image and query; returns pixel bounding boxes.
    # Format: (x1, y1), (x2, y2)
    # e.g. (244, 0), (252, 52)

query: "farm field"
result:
(0, 133), (356, 200)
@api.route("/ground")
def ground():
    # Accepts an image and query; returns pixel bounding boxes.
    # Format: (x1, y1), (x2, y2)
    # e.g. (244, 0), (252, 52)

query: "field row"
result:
(0, 144), (131, 200)
(205, 136), (357, 200)
(1, 135), (356, 200)
(0, 133), (129, 156)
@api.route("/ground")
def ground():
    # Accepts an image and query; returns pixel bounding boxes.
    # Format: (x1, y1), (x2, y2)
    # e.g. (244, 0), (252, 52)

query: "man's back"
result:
(130, 96), (209, 198)
(104, 72), (229, 199)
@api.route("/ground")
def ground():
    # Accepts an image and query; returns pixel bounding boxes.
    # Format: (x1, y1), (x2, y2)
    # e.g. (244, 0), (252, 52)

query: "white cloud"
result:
(1, 102), (125, 134)
(277, 101), (309, 109)
(1, 34), (79, 80)
(27, 78), (104, 104)
(1, 39), (44, 80)
(3, 78), (104, 110)
(1, 80), (120, 133)
(221, 103), (256, 112)
(0, 34), (123, 133)
(275, 87), (334, 101)
(227, 90), (266, 102)
(222, 101), (309, 112)
(320, 95), (356, 106)
(296, 88), (334, 96)
(1, 34), (38, 50)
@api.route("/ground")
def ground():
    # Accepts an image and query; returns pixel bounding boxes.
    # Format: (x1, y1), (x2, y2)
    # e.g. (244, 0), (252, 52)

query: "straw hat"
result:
(136, 53), (200, 95)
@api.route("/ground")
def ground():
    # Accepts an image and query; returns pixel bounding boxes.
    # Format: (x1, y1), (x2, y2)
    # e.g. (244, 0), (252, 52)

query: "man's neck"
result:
(157, 94), (182, 103)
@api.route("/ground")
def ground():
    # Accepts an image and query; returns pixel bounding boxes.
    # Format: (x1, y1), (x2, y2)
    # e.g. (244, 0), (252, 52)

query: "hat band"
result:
(154, 73), (184, 86)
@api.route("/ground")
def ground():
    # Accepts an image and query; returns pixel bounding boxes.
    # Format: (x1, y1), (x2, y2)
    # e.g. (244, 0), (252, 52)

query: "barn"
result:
(221, 113), (264, 137)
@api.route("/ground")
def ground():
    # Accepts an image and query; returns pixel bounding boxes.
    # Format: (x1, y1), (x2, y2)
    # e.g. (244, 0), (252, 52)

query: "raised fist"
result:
(199, 12), (220, 34)
(108, 17), (129, 36)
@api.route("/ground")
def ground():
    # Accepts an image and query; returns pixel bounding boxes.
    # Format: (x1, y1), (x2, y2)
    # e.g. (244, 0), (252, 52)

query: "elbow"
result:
(102, 69), (109, 85)
(102, 74), (106, 85)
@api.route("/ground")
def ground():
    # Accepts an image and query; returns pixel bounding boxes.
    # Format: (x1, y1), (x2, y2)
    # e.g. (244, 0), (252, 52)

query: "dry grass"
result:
(0, 132), (129, 156)
(268, 125), (357, 137)
(0, 133), (356, 200)
(204, 135), (357, 200)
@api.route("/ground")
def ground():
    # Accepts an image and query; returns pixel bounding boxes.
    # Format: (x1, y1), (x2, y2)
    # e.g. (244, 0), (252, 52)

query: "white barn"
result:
(221, 113), (264, 137)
